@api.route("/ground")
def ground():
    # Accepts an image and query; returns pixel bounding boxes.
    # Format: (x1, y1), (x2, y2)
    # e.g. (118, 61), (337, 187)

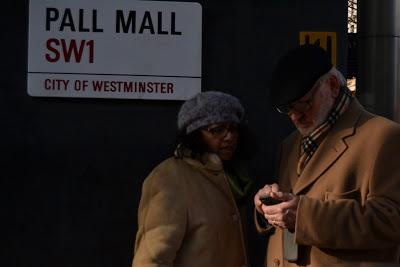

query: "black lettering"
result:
(92, 10), (103, 32)
(171, 12), (181, 35)
(157, 12), (168, 35)
(78, 9), (90, 32)
(139, 11), (155, 34)
(116, 10), (136, 33)
(60, 9), (76, 32)
(46, 8), (59, 31)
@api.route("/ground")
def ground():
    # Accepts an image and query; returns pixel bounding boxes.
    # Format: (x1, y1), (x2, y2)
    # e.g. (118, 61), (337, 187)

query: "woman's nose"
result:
(222, 129), (237, 141)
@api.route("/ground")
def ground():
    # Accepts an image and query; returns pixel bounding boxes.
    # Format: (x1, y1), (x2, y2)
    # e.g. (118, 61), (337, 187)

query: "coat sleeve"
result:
(133, 165), (187, 267)
(254, 143), (283, 235)
(295, 125), (400, 249)
(254, 207), (275, 234)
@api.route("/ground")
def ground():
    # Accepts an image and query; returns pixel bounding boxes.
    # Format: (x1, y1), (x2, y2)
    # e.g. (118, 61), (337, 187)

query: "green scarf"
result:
(224, 161), (253, 204)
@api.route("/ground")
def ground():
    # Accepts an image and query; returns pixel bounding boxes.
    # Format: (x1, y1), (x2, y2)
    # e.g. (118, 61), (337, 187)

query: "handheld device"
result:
(259, 196), (282, 206)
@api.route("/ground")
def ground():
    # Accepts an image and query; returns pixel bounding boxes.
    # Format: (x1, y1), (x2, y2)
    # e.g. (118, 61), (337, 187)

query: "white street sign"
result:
(28, 0), (202, 100)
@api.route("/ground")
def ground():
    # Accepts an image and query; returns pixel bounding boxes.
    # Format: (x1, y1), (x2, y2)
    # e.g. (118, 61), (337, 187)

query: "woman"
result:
(133, 91), (254, 267)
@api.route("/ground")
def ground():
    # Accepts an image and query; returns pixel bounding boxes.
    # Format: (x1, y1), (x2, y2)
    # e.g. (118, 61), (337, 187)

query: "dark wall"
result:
(4, 1), (347, 266)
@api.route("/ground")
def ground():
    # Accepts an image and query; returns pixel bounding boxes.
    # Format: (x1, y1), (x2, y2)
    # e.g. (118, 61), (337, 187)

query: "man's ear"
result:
(328, 75), (340, 98)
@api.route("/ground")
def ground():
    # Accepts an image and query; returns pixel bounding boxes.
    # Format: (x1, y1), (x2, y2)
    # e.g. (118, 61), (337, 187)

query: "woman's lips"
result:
(220, 146), (234, 152)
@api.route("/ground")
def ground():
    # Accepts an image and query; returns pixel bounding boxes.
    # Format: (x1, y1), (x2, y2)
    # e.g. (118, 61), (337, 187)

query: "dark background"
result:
(3, 1), (347, 266)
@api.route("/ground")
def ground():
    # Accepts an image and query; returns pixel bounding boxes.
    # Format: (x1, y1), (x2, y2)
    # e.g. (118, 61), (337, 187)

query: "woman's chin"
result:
(218, 151), (235, 161)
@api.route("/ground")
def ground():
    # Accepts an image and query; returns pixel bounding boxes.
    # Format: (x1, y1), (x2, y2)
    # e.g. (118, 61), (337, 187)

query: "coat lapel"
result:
(281, 133), (302, 192)
(292, 100), (364, 195)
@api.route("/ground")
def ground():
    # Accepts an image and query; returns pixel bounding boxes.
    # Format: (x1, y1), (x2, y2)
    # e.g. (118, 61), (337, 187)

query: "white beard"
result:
(297, 90), (336, 136)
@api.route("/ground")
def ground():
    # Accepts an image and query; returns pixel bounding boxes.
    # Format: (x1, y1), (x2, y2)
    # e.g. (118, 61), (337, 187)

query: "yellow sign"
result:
(299, 32), (337, 66)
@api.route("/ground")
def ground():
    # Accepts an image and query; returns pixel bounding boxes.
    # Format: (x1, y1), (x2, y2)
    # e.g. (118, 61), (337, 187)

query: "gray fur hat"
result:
(178, 91), (244, 134)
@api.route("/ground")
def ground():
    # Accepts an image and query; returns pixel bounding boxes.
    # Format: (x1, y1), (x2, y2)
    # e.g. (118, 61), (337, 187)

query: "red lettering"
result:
(124, 82), (133, 92)
(45, 38), (60, 62)
(147, 82), (154, 93)
(138, 82), (146, 93)
(167, 83), (173, 93)
(87, 40), (94, 63)
(103, 81), (110, 91)
(44, 79), (52, 89)
(61, 39), (85, 63)
(160, 82), (166, 93)
(92, 80), (103, 91)
(90, 80), (174, 94)
(43, 79), (69, 90)
(45, 39), (95, 63)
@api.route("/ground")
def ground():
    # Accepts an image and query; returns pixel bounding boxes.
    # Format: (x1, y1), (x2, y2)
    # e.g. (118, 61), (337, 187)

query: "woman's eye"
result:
(211, 127), (225, 134)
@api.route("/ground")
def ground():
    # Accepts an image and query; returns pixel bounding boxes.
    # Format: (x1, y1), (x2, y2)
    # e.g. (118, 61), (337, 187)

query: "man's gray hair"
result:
(326, 67), (347, 87)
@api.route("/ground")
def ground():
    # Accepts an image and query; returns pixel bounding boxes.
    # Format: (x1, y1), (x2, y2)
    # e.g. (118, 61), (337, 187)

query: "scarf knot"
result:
(297, 87), (353, 176)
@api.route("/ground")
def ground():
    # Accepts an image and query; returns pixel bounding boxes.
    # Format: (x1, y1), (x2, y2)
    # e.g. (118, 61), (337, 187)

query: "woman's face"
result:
(200, 122), (239, 161)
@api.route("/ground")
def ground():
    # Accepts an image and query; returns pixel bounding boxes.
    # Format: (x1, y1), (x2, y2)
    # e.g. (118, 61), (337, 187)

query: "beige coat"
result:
(257, 100), (400, 267)
(133, 152), (248, 267)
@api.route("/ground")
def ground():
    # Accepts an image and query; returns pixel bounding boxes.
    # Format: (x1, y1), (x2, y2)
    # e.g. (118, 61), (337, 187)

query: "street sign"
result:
(28, 0), (202, 100)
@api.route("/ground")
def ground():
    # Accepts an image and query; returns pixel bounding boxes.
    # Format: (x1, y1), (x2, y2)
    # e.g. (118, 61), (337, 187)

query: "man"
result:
(254, 44), (400, 267)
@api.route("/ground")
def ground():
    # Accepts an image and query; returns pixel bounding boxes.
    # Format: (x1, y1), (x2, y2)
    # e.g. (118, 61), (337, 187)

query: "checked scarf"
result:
(297, 87), (353, 176)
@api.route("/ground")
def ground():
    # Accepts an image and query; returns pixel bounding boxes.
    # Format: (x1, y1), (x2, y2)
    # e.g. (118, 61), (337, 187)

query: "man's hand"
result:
(254, 183), (299, 231)
(254, 183), (284, 213)
(263, 194), (299, 231)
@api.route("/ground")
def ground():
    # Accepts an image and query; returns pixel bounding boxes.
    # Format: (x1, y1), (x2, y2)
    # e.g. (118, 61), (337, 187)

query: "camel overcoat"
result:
(133, 152), (248, 267)
(257, 100), (400, 267)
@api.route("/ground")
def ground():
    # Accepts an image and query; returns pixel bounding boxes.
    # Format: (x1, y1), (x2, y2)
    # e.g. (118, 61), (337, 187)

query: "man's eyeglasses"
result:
(275, 88), (316, 114)
(203, 123), (239, 139)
